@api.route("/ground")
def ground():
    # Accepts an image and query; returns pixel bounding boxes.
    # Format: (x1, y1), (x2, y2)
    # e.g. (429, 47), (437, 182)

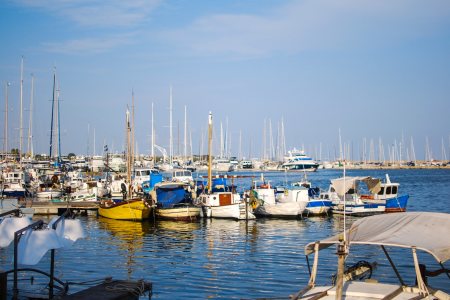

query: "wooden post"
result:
(335, 235), (345, 300)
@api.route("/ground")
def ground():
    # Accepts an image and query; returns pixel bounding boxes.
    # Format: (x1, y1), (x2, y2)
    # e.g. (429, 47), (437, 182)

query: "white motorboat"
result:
(252, 180), (302, 218)
(89, 155), (104, 172)
(282, 148), (319, 171)
(324, 176), (386, 215)
(211, 158), (234, 172)
(108, 155), (125, 172)
(1, 169), (29, 198)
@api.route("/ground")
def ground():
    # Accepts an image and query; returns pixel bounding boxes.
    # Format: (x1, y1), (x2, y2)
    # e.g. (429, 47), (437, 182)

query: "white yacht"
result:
(282, 148), (319, 172)
(90, 155), (105, 172)
(108, 155), (125, 172)
(74, 156), (88, 171)
(212, 158), (234, 172)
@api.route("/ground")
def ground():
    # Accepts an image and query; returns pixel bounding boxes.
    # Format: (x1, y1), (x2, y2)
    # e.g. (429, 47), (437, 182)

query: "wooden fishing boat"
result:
(98, 198), (152, 221)
(156, 205), (201, 220)
(97, 106), (152, 221)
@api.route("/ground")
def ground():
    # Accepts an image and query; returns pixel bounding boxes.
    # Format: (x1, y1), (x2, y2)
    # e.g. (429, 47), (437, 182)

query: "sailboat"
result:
(199, 112), (255, 220)
(98, 107), (152, 221)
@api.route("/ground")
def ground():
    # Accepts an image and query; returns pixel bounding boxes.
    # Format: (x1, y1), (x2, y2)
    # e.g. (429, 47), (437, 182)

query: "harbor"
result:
(2, 169), (450, 299)
(2, 1), (450, 299)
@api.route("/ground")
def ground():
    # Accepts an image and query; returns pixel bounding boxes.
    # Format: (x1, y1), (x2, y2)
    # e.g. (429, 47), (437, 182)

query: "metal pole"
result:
(381, 245), (405, 286)
(19, 57), (23, 170)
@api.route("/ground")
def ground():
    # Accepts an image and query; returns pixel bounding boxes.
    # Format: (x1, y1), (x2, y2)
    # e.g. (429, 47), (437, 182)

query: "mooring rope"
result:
(105, 279), (150, 297)
(67, 275), (113, 285)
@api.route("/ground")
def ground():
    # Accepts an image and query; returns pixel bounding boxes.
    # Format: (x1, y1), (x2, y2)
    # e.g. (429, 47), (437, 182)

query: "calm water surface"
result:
(1, 169), (449, 299)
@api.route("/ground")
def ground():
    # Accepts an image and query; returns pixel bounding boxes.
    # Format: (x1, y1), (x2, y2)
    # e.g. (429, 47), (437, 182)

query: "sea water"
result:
(1, 169), (449, 299)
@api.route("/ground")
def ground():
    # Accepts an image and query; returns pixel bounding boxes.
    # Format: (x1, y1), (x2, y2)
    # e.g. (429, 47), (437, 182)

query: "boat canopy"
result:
(331, 176), (381, 196)
(305, 212), (450, 263)
(156, 184), (189, 209)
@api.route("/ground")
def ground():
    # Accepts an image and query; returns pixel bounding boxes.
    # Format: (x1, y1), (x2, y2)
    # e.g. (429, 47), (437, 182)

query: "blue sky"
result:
(1, 0), (450, 161)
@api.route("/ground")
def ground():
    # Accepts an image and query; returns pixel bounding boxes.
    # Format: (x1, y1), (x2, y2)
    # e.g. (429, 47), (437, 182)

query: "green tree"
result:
(68, 153), (76, 159)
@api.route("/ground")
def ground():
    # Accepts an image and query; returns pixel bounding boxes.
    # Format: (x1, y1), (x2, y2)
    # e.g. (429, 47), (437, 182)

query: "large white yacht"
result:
(211, 158), (234, 172)
(282, 148), (319, 172)
(89, 155), (105, 172)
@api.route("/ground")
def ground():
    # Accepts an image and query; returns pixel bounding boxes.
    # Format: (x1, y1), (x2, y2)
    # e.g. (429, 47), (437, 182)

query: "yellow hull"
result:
(98, 200), (152, 221)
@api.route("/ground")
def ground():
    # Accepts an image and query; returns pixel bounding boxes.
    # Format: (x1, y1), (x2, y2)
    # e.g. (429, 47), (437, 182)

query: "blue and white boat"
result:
(324, 176), (386, 215)
(282, 148), (319, 172)
(290, 180), (332, 215)
(359, 174), (409, 212)
(1, 169), (30, 198)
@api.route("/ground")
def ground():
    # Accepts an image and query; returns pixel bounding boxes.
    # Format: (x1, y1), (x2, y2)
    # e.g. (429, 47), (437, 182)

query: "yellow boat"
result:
(98, 198), (152, 221)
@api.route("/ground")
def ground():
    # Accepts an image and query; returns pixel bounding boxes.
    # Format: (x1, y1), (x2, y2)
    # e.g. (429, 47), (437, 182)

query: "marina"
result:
(1, 169), (450, 299)
(1, 1), (450, 299)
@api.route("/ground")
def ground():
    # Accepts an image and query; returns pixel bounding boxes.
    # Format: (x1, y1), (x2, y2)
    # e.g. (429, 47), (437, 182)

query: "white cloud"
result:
(13, 0), (160, 27)
(41, 34), (135, 55)
(158, 0), (450, 58)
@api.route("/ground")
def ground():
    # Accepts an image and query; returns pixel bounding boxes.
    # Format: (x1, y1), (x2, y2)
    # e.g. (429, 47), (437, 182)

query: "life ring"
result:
(260, 184), (272, 188)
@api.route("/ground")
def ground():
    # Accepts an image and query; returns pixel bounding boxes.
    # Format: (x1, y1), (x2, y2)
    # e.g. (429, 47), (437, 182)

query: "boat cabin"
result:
(172, 169), (193, 183)
(372, 174), (399, 200)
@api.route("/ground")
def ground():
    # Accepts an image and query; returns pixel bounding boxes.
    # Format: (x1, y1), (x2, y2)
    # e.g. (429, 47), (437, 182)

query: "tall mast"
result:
(225, 116), (228, 158)
(238, 130), (241, 161)
(20, 56), (23, 169)
(151, 102), (154, 160)
(87, 122), (89, 157)
(229, 131), (232, 158)
(28, 74), (34, 157)
(269, 119), (273, 161)
(169, 85), (173, 165)
(339, 128), (343, 161)
(132, 90), (135, 162)
(220, 121), (223, 157)
(57, 89), (61, 169)
(3, 82), (9, 157)
(126, 106), (131, 197)
(94, 128), (96, 156)
(208, 112), (212, 192)
(184, 104), (187, 162)
(49, 67), (56, 158)
(189, 123), (193, 162)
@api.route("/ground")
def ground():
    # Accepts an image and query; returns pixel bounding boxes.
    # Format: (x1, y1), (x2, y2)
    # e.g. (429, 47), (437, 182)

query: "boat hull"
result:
(36, 190), (63, 200)
(156, 206), (201, 220)
(254, 202), (301, 218)
(385, 194), (409, 212)
(331, 203), (385, 216)
(203, 203), (241, 219)
(98, 199), (151, 220)
(305, 200), (332, 215)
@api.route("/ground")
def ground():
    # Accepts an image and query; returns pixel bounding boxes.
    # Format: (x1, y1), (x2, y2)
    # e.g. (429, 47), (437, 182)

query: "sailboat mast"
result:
(225, 117), (228, 159)
(20, 56), (23, 169)
(126, 107), (131, 197)
(151, 102), (154, 160)
(87, 122), (89, 157)
(208, 112), (212, 192)
(49, 67), (56, 158)
(169, 85), (173, 165)
(57, 89), (62, 168)
(184, 104), (187, 162)
(189, 123), (193, 162)
(28, 74), (34, 157)
(4, 82), (9, 157)
(132, 91), (135, 163)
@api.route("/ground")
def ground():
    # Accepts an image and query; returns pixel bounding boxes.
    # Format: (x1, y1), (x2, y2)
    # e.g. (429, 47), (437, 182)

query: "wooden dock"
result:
(25, 201), (99, 215)
(62, 280), (152, 300)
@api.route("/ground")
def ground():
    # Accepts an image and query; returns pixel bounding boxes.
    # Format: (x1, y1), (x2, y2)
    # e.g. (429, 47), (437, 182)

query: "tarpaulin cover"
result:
(331, 176), (381, 196)
(305, 212), (450, 263)
(150, 174), (163, 188)
(156, 185), (188, 208)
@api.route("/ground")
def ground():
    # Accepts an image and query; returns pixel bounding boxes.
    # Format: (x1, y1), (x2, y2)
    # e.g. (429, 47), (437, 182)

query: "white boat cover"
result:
(331, 176), (381, 196)
(305, 212), (450, 263)
(0, 217), (32, 248)
(16, 229), (64, 265)
(49, 216), (86, 251)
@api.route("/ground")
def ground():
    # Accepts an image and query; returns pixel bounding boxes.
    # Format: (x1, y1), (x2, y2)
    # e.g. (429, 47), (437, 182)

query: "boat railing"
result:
(4, 210), (71, 300)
